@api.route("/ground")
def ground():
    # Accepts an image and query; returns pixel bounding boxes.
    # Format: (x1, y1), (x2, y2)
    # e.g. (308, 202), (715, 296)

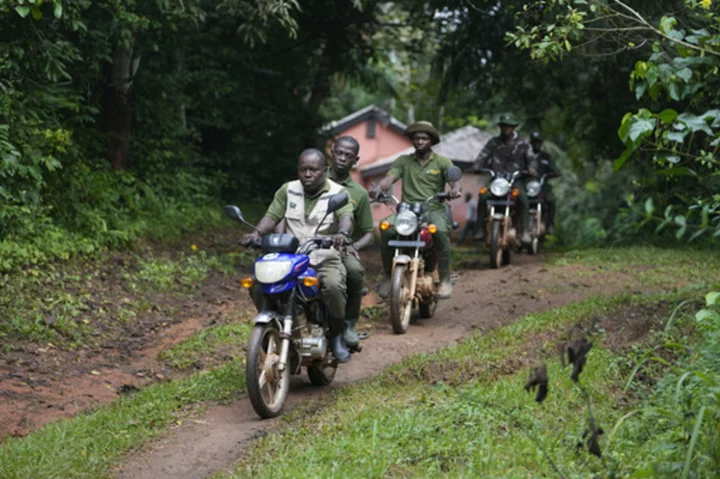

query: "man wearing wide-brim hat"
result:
(370, 121), (461, 299)
(471, 113), (538, 244)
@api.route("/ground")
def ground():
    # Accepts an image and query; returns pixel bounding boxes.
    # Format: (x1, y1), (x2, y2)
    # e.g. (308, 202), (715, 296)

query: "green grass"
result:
(0, 361), (246, 479)
(229, 288), (712, 478)
(160, 312), (254, 370)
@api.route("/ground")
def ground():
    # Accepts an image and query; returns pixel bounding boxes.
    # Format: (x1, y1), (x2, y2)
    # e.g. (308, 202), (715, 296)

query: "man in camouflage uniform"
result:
(328, 136), (374, 351)
(371, 121), (461, 299)
(472, 114), (538, 244)
(530, 131), (561, 235)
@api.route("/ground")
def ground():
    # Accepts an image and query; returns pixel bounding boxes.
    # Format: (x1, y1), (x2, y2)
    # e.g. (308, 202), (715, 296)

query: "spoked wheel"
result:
(307, 357), (337, 386)
(389, 265), (412, 334)
(245, 324), (290, 418)
(489, 221), (502, 269)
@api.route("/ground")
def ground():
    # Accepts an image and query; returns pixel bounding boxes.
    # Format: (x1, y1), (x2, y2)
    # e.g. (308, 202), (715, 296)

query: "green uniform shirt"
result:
(388, 152), (454, 207)
(265, 179), (354, 223)
(328, 169), (374, 240)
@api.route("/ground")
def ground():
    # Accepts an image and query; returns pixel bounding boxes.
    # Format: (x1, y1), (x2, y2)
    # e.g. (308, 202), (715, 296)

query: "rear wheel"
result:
(389, 265), (412, 334)
(245, 324), (290, 419)
(419, 295), (438, 318)
(489, 221), (502, 269)
(307, 358), (337, 386)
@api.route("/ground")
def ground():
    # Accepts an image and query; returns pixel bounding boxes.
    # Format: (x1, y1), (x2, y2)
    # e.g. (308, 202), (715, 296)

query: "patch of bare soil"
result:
(115, 250), (656, 479)
(0, 229), (252, 441)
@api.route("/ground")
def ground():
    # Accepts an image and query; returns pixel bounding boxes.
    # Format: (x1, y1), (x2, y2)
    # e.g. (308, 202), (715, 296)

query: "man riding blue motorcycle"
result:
(240, 148), (354, 363)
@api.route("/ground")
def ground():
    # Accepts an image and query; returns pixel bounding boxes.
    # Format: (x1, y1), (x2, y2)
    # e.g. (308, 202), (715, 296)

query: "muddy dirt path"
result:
(116, 253), (641, 479)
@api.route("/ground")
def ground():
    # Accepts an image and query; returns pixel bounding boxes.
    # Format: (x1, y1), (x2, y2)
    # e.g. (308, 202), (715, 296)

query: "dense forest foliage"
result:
(0, 0), (718, 270)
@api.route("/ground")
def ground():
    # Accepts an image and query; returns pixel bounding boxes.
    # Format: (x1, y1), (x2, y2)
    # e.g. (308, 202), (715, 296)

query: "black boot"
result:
(329, 334), (351, 363)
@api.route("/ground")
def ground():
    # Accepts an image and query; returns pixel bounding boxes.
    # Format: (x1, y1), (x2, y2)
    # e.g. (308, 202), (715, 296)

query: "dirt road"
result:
(116, 252), (638, 479)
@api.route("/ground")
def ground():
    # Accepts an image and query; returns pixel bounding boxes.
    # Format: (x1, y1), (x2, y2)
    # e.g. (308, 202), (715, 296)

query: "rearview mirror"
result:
(446, 166), (461, 183)
(224, 205), (245, 222)
(326, 191), (349, 214)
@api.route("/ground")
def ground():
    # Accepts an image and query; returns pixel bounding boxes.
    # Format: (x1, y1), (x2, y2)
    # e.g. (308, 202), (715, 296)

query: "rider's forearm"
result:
(353, 232), (374, 251)
(255, 216), (278, 235)
(377, 174), (397, 192)
(339, 214), (353, 236)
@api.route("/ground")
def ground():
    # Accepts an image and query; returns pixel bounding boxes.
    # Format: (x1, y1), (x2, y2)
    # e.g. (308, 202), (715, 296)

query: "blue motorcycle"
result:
(223, 192), (348, 418)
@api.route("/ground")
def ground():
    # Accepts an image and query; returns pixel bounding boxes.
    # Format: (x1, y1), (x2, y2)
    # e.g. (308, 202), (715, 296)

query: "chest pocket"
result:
(284, 201), (303, 221)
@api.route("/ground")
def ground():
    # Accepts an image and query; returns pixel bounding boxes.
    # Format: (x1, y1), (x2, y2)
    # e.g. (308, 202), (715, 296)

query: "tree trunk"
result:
(106, 30), (140, 171)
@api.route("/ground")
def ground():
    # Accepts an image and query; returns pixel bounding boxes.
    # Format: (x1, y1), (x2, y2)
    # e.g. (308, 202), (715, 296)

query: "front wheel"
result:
(489, 221), (502, 269)
(389, 265), (412, 334)
(246, 324), (290, 419)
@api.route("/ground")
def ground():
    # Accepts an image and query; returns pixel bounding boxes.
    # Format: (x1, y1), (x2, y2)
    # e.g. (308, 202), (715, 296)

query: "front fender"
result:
(393, 254), (412, 266)
(253, 311), (283, 330)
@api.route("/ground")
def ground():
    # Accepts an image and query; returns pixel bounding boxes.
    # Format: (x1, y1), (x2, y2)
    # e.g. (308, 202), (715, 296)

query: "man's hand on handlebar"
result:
(448, 186), (462, 199)
(528, 168), (538, 177)
(331, 233), (349, 249)
(239, 231), (260, 247)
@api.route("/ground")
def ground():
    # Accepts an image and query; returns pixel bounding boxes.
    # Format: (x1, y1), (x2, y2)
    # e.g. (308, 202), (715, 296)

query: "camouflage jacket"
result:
(474, 132), (538, 174)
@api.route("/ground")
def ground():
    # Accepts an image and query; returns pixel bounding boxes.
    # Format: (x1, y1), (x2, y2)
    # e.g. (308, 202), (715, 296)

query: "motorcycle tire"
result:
(489, 221), (502, 269)
(246, 323), (290, 419)
(307, 359), (337, 386)
(389, 265), (412, 334)
(419, 297), (438, 318)
(529, 236), (540, 255)
(502, 247), (511, 265)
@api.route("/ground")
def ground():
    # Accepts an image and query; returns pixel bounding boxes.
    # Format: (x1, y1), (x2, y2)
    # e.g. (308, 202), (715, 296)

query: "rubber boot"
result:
(438, 279), (453, 299)
(343, 318), (360, 351)
(329, 334), (351, 363)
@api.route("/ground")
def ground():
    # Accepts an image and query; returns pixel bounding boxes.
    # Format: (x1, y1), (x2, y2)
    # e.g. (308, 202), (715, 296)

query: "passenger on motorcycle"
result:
(472, 113), (538, 245)
(241, 149), (355, 363)
(370, 121), (462, 300)
(328, 136), (374, 352)
(529, 131), (561, 236)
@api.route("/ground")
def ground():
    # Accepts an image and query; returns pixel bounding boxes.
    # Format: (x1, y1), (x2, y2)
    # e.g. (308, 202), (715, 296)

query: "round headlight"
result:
(254, 260), (292, 284)
(526, 180), (541, 197)
(490, 178), (510, 196)
(395, 211), (419, 236)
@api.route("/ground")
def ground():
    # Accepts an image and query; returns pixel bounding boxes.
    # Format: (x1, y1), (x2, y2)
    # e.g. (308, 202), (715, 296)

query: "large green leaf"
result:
(677, 113), (713, 135)
(675, 67), (692, 83)
(627, 118), (655, 144)
(657, 109), (678, 124)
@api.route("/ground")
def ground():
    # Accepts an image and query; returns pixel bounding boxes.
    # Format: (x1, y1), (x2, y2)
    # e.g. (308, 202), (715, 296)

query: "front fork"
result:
(277, 291), (295, 373)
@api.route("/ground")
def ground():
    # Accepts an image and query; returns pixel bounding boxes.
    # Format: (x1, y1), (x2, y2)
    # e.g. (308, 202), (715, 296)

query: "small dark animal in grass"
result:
(524, 363), (549, 403)
(117, 384), (141, 395)
(577, 426), (604, 457)
(565, 338), (593, 382)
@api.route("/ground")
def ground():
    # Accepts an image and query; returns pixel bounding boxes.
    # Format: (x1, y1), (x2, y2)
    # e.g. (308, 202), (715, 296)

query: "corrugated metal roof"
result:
(320, 104), (407, 136)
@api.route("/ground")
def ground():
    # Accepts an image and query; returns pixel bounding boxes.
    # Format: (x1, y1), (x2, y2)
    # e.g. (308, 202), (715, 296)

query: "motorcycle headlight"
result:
(526, 180), (541, 198)
(395, 210), (419, 236)
(254, 260), (292, 284)
(490, 178), (510, 196)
